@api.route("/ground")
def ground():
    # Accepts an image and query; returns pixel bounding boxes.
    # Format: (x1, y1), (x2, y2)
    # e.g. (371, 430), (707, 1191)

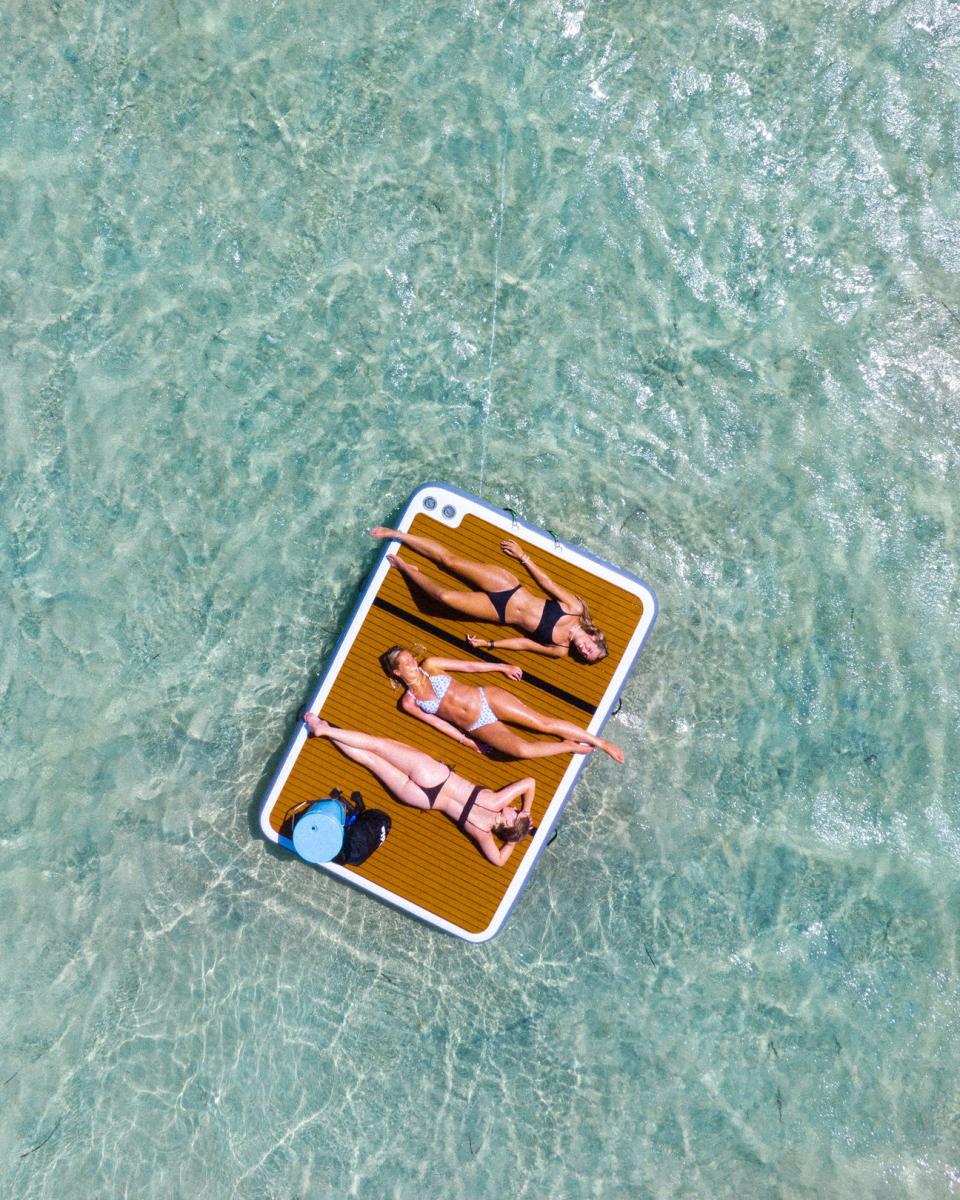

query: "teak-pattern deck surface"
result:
(269, 512), (645, 935)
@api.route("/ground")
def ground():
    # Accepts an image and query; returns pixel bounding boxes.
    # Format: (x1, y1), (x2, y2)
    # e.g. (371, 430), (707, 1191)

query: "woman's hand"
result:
(466, 634), (487, 648)
(500, 664), (523, 681)
(500, 540), (526, 561)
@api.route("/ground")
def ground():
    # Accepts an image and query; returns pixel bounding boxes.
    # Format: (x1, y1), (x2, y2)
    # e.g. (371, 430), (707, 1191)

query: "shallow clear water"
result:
(3, 0), (960, 1195)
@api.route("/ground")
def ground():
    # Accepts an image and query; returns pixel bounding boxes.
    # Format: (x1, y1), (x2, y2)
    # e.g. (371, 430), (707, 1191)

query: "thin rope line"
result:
(479, 134), (508, 495)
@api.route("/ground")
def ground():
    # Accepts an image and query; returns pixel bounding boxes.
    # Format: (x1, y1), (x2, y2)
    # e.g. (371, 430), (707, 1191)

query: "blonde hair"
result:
(378, 644), (427, 689)
(571, 599), (609, 664)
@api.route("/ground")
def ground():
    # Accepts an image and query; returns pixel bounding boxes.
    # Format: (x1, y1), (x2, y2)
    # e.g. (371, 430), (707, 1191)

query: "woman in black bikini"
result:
(302, 715), (535, 866)
(371, 528), (609, 664)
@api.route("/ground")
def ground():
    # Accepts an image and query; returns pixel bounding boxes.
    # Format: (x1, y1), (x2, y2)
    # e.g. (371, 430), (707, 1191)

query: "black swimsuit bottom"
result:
(486, 584), (521, 623)
(421, 767), (453, 808)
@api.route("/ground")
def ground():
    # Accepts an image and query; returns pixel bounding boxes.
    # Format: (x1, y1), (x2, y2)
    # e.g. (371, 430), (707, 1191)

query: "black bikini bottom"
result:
(486, 584), (521, 623)
(420, 767), (453, 808)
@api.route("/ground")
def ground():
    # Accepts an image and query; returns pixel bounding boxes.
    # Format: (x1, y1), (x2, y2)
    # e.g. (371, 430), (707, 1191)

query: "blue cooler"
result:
(291, 798), (346, 864)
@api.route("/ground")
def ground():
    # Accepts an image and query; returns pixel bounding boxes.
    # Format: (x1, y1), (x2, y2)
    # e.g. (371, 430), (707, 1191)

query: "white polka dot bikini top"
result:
(413, 670), (452, 715)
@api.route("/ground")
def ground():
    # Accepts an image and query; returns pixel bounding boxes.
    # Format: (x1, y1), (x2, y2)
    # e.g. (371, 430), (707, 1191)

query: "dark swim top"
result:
(532, 598), (575, 646)
(420, 766), (453, 809)
(486, 584), (521, 623)
(457, 784), (484, 830)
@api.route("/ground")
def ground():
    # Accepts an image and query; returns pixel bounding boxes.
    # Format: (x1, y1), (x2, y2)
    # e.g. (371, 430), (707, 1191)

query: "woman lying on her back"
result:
(379, 646), (624, 763)
(371, 527), (608, 664)
(302, 716), (535, 867)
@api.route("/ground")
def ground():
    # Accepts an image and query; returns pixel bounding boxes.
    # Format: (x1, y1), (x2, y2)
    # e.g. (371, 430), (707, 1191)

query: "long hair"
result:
(378, 644), (427, 689)
(570, 598), (609, 664)
(493, 814), (534, 843)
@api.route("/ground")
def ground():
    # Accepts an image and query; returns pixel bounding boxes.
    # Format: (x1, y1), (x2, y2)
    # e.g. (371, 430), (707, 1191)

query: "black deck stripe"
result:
(371, 597), (595, 715)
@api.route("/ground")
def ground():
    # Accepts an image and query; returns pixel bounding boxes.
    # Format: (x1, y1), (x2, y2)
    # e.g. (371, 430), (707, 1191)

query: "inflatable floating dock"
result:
(259, 482), (657, 942)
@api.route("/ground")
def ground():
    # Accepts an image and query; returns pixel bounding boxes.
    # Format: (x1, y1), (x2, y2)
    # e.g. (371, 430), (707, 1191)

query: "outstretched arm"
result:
(467, 635), (567, 658)
(501, 540), (583, 613)
(424, 656), (523, 680)
(399, 693), (481, 750)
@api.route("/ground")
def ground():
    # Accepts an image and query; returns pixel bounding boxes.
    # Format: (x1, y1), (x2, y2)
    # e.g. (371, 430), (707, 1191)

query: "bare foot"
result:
(303, 713), (330, 737)
(600, 740), (625, 764)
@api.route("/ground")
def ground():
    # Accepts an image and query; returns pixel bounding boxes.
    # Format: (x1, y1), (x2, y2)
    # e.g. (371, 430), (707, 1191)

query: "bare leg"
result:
(386, 554), (503, 621)
(373, 527), (519, 592)
(317, 740), (429, 809)
(304, 716), (450, 796)
(483, 687), (625, 764)
(474, 721), (592, 760)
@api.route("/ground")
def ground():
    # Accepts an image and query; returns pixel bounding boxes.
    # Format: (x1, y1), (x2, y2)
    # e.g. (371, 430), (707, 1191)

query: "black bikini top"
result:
(531, 598), (572, 646)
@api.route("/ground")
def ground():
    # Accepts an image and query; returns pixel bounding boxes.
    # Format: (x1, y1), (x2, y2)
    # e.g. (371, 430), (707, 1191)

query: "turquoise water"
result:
(3, 0), (959, 1194)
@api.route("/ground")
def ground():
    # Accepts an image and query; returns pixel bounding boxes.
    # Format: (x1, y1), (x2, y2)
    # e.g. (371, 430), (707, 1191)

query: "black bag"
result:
(331, 789), (391, 867)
